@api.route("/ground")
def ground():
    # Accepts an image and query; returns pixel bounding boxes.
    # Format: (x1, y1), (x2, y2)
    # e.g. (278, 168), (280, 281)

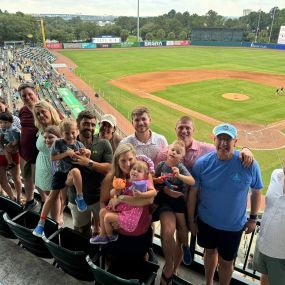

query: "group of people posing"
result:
(0, 83), (283, 285)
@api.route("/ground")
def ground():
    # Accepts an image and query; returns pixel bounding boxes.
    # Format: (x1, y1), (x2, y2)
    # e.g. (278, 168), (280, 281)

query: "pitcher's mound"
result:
(223, 93), (249, 101)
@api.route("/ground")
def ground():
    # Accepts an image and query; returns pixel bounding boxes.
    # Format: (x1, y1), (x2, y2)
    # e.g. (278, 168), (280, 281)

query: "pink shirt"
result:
(155, 139), (215, 171)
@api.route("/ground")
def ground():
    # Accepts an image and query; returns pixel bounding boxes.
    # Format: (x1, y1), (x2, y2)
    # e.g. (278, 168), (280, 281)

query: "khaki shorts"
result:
(20, 158), (35, 182)
(253, 246), (285, 284)
(68, 202), (100, 228)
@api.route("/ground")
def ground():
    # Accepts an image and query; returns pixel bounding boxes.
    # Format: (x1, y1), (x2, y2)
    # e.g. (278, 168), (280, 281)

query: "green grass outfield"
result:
(61, 46), (285, 190)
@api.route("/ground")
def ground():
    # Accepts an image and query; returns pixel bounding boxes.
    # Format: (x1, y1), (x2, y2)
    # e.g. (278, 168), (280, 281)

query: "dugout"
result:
(191, 28), (244, 42)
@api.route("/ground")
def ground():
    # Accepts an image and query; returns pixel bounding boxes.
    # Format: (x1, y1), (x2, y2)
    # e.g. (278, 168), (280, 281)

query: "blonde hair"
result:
(170, 140), (186, 156)
(131, 160), (149, 177)
(33, 100), (61, 130)
(111, 143), (136, 178)
(44, 125), (61, 138)
(59, 118), (77, 134)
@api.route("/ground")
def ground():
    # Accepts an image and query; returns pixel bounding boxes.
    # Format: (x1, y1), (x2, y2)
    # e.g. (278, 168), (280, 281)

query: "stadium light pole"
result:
(268, 7), (276, 43)
(255, 9), (261, 43)
(137, 0), (140, 42)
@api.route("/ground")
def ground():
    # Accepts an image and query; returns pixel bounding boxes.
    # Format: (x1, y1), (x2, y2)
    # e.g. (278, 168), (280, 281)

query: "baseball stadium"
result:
(0, 3), (285, 285)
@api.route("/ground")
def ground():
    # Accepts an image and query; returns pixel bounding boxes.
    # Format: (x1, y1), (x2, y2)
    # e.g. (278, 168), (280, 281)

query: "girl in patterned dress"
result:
(91, 154), (155, 244)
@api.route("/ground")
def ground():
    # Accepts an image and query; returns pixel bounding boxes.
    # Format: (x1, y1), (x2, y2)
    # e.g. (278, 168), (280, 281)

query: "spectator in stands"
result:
(18, 83), (39, 211)
(253, 162), (285, 285)
(120, 106), (168, 164)
(91, 154), (155, 245)
(0, 112), (20, 170)
(0, 97), (21, 129)
(100, 143), (156, 258)
(0, 112), (22, 203)
(156, 116), (255, 276)
(32, 100), (62, 222)
(99, 114), (122, 152)
(68, 110), (113, 236)
(188, 123), (262, 285)
(33, 118), (90, 237)
(153, 140), (195, 281)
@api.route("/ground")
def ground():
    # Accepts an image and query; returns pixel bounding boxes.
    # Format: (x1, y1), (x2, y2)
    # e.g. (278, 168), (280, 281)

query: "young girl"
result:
(33, 118), (90, 237)
(90, 156), (155, 244)
(153, 140), (195, 266)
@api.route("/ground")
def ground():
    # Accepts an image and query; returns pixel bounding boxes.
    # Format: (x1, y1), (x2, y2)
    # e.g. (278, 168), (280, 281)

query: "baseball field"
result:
(60, 46), (285, 189)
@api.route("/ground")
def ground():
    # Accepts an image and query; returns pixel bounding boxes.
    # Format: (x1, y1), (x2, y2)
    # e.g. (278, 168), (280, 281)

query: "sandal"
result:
(160, 266), (173, 285)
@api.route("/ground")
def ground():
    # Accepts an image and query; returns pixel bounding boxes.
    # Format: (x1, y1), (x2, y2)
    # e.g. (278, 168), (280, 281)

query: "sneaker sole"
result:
(89, 240), (109, 245)
(32, 231), (43, 238)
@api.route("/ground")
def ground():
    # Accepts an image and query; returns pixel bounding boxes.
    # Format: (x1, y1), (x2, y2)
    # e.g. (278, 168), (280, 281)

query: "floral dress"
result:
(35, 132), (53, 191)
(116, 180), (148, 232)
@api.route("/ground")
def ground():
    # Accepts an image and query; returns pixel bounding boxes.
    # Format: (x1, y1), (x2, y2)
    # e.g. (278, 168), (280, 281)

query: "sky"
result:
(1, 0), (284, 17)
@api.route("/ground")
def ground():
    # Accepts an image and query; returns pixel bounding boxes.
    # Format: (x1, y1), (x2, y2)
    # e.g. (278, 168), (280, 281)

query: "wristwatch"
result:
(87, 159), (93, 169)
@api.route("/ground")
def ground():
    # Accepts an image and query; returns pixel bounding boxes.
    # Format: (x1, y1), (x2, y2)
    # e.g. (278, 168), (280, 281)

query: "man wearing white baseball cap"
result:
(99, 114), (122, 152)
(188, 123), (263, 285)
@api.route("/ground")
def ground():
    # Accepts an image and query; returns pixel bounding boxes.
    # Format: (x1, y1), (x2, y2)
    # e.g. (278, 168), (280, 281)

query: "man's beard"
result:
(81, 129), (94, 138)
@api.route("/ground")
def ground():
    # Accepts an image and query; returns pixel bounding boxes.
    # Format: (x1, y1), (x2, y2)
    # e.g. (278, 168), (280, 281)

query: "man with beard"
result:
(120, 106), (168, 164)
(188, 123), (262, 285)
(68, 110), (113, 236)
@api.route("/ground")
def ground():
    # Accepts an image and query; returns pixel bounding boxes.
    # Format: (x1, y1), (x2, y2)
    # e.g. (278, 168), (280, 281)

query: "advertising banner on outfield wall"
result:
(166, 40), (190, 46)
(141, 41), (166, 47)
(96, 43), (112, 48)
(63, 43), (81, 49)
(81, 43), (96, 49)
(278, 26), (285, 44)
(46, 43), (63, 49)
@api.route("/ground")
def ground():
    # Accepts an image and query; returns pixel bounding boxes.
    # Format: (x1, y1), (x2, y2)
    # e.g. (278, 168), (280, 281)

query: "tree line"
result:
(0, 8), (284, 44)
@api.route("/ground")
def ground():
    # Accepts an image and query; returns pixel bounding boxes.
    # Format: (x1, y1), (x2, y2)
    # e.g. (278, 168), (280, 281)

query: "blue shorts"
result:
(197, 217), (243, 261)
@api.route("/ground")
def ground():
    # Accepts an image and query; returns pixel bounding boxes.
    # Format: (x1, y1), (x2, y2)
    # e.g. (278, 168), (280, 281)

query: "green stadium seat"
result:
(43, 227), (98, 281)
(86, 255), (158, 285)
(0, 196), (22, 239)
(3, 210), (57, 258)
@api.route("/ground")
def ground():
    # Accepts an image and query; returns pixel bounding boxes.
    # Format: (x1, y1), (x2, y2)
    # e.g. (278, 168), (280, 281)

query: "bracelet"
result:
(249, 214), (258, 220)
(248, 219), (257, 223)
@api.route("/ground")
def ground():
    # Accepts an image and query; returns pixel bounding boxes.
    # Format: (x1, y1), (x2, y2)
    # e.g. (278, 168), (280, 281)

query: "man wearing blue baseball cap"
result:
(188, 123), (263, 285)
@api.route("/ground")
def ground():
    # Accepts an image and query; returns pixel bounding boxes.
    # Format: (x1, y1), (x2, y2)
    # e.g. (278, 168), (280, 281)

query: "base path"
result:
(111, 70), (285, 150)
(52, 50), (134, 136)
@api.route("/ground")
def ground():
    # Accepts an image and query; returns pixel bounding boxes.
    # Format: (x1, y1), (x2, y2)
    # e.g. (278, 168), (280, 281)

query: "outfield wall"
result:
(47, 40), (285, 51)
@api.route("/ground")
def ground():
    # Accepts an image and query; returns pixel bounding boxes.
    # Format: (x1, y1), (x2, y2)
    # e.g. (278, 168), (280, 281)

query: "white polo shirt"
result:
(120, 130), (168, 163)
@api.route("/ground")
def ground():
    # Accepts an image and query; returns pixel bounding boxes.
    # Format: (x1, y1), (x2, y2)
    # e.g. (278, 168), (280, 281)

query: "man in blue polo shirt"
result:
(188, 123), (263, 285)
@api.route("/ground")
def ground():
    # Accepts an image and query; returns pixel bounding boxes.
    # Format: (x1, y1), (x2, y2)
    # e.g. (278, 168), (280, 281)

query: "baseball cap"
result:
(213, 123), (237, 139)
(101, 114), (117, 127)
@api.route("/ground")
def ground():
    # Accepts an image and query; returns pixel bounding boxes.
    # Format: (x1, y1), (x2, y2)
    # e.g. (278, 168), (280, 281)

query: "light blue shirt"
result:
(192, 150), (263, 231)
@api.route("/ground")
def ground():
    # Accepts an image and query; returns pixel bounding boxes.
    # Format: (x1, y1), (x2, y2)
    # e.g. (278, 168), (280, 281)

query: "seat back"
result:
(0, 196), (22, 238)
(86, 255), (142, 285)
(43, 227), (98, 281)
(3, 211), (58, 258)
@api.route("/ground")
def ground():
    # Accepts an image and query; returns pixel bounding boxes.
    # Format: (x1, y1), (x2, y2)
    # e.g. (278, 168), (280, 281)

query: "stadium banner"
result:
(141, 41), (166, 47)
(63, 43), (81, 49)
(81, 42), (96, 49)
(120, 41), (140, 48)
(174, 40), (190, 46)
(166, 41), (175, 46)
(96, 43), (112, 48)
(112, 43), (122, 48)
(46, 43), (63, 49)
(243, 42), (276, 49)
(277, 26), (285, 44)
(57, 88), (85, 118)
(276, 44), (285, 50)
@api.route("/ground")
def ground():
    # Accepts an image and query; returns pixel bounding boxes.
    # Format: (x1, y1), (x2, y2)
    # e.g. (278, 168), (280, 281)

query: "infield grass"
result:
(61, 46), (285, 189)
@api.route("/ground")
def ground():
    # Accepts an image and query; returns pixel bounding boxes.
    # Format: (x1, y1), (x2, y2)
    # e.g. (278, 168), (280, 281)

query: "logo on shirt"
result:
(231, 172), (241, 183)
